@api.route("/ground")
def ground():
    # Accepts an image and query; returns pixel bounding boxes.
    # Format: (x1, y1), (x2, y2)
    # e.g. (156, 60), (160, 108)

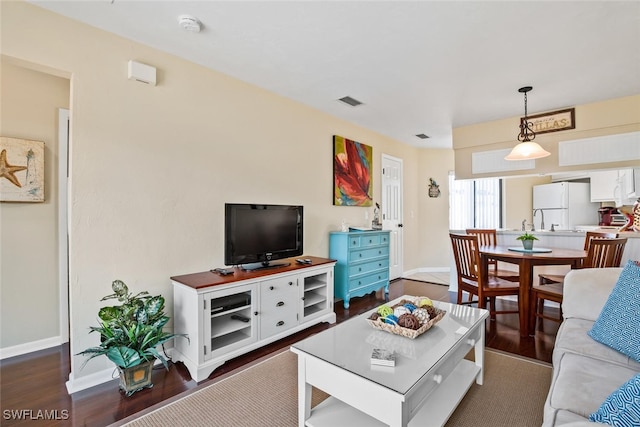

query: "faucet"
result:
(533, 209), (545, 231)
(521, 219), (527, 231)
(550, 223), (559, 232)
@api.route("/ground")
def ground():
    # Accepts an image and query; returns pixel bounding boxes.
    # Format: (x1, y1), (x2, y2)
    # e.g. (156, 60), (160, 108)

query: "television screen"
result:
(224, 204), (303, 270)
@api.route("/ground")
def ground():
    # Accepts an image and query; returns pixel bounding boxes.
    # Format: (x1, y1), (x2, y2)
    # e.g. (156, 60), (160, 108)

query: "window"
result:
(448, 172), (502, 230)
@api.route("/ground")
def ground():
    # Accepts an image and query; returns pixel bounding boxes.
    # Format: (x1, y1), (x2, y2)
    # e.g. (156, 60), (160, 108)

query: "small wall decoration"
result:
(521, 108), (575, 135)
(333, 135), (373, 206)
(428, 178), (441, 198)
(0, 137), (45, 202)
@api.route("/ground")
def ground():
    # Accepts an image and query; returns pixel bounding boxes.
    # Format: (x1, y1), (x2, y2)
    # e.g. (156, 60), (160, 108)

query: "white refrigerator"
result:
(532, 182), (599, 230)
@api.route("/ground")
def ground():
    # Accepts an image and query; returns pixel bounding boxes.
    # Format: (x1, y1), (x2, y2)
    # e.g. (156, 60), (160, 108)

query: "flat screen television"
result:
(224, 203), (303, 270)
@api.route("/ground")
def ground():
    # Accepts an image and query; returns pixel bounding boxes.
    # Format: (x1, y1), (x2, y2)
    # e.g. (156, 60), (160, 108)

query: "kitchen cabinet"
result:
(589, 169), (634, 203)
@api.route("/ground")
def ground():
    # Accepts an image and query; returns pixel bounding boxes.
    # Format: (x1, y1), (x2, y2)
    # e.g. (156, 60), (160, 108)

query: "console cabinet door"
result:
(299, 268), (333, 323)
(202, 283), (257, 360)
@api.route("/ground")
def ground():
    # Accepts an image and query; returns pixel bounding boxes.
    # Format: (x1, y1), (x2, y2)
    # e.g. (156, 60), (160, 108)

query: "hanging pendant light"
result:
(505, 86), (551, 161)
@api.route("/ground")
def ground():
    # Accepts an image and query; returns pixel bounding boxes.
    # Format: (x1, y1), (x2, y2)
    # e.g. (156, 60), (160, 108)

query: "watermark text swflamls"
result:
(3, 409), (69, 421)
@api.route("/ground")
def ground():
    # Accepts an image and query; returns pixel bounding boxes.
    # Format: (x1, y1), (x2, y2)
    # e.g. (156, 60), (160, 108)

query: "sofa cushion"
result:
(563, 268), (623, 321)
(547, 352), (638, 421)
(589, 373), (640, 426)
(555, 318), (640, 371)
(588, 261), (640, 363)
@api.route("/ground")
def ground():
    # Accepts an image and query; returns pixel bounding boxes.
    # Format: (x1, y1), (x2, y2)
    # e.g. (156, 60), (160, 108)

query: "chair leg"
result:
(458, 288), (463, 305)
(529, 292), (538, 332)
(536, 298), (541, 316)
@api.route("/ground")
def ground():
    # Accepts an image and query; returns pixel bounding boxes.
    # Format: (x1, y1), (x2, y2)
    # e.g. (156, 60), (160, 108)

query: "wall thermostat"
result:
(127, 60), (156, 86)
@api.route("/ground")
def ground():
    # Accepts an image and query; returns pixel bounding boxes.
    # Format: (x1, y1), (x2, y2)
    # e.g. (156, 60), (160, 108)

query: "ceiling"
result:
(29, 1), (640, 149)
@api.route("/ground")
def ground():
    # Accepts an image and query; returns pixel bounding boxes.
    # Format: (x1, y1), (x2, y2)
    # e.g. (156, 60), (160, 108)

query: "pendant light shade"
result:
(504, 141), (551, 160)
(505, 86), (550, 161)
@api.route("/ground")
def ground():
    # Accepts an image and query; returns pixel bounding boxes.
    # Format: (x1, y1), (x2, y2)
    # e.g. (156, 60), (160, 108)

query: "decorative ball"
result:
(369, 312), (380, 321)
(412, 307), (430, 324)
(417, 297), (433, 307)
(383, 314), (399, 325)
(377, 305), (393, 317)
(403, 303), (417, 313)
(425, 305), (439, 319)
(398, 314), (421, 330)
(393, 306), (410, 318)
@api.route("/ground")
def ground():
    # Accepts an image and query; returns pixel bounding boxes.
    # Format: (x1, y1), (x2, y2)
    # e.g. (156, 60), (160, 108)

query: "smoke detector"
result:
(178, 15), (201, 33)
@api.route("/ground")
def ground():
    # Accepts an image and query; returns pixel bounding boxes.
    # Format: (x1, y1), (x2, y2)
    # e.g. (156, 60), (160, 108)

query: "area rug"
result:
(113, 348), (551, 427)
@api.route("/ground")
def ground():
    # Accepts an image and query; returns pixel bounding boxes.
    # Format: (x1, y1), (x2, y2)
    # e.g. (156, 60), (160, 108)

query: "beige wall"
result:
(1, 1), (453, 381)
(453, 95), (640, 179)
(0, 62), (69, 348)
(417, 149), (455, 267)
(503, 175), (552, 230)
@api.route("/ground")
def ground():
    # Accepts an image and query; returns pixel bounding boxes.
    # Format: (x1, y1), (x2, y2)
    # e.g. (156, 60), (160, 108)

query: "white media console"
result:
(170, 256), (336, 382)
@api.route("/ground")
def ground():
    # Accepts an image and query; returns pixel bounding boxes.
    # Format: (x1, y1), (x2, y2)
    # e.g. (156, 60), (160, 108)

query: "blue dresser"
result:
(329, 230), (390, 309)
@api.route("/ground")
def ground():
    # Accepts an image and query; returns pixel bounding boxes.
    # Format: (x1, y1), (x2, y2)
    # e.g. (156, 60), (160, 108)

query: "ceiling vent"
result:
(415, 134), (430, 139)
(337, 96), (363, 107)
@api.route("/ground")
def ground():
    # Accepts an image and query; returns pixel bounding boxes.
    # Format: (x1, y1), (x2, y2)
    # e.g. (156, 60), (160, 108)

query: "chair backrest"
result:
(465, 229), (498, 246)
(583, 231), (618, 251)
(585, 237), (627, 268)
(450, 233), (481, 283)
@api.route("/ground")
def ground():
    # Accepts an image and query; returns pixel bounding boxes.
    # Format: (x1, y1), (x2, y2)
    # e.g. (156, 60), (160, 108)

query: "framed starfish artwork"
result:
(0, 137), (45, 202)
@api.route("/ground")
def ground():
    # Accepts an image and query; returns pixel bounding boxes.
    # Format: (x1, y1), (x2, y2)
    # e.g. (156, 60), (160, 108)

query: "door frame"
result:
(58, 108), (69, 343)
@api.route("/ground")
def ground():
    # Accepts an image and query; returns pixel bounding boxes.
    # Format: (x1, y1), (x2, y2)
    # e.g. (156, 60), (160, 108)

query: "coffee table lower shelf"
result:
(306, 359), (480, 427)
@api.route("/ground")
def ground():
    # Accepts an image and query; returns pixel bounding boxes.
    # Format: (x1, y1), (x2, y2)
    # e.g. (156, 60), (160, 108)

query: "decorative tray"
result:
(366, 297), (446, 339)
(507, 247), (552, 253)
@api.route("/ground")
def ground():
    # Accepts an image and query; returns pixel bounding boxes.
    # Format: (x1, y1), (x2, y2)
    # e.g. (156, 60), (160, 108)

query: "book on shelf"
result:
(370, 348), (396, 366)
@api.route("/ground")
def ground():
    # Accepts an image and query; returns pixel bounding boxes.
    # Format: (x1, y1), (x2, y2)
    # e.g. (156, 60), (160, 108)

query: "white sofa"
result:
(542, 267), (640, 426)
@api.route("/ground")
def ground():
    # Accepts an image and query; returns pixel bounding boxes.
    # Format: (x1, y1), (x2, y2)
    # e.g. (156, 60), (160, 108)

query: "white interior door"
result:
(381, 154), (403, 280)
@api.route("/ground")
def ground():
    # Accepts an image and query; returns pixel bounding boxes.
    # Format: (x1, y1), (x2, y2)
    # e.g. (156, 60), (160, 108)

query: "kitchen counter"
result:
(496, 229), (639, 260)
(497, 228), (640, 238)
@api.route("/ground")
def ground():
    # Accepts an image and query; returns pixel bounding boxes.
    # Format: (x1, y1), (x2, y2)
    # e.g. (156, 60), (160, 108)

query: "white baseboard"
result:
(402, 267), (450, 277)
(0, 336), (64, 360)
(66, 367), (118, 394)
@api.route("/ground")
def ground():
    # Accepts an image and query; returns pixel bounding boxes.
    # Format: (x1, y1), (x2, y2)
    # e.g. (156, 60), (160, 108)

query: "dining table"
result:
(478, 245), (588, 337)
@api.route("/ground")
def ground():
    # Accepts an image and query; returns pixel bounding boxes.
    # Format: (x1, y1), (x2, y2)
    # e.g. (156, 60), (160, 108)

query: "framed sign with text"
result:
(522, 108), (575, 135)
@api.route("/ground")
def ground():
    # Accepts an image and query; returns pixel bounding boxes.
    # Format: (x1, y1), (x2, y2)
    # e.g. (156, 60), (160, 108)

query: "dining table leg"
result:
(519, 260), (534, 337)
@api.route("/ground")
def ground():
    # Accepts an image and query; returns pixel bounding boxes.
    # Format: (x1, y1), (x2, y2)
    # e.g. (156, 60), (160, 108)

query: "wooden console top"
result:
(170, 256), (336, 290)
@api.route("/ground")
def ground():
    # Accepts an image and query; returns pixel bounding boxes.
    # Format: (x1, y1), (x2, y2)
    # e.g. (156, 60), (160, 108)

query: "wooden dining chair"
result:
(466, 229), (519, 281)
(537, 231), (618, 286)
(450, 233), (520, 320)
(531, 235), (627, 326)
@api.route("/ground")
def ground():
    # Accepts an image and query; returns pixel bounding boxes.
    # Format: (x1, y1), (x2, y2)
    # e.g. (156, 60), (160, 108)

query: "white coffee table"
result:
(290, 296), (489, 427)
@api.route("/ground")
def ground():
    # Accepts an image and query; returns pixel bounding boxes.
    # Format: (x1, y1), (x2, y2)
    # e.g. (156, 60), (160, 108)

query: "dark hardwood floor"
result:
(0, 279), (559, 427)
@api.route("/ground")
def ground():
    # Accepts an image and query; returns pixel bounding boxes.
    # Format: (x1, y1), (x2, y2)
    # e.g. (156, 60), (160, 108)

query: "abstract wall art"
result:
(333, 135), (373, 206)
(0, 137), (45, 202)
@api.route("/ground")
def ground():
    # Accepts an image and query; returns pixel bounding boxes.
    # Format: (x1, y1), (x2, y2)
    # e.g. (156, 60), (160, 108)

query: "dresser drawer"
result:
(348, 259), (389, 277)
(349, 270), (389, 291)
(350, 246), (389, 262)
(348, 233), (386, 249)
(260, 309), (298, 339)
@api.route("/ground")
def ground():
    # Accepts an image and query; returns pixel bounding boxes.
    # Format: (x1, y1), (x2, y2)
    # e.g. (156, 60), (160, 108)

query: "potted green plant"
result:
(78, 279), (187, 396)
(516, 232), (539, 250)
